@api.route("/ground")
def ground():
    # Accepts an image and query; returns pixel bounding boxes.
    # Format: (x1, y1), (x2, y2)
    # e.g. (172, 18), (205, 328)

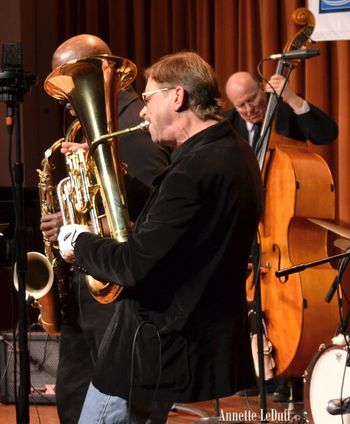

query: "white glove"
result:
(58, 224), (90, 263)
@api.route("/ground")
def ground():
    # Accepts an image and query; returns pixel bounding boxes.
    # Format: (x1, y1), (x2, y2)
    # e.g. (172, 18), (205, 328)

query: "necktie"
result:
(252, 123), (261, 151)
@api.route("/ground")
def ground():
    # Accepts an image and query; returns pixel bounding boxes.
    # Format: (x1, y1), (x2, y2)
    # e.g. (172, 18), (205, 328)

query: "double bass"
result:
(248, 8), (339, 377)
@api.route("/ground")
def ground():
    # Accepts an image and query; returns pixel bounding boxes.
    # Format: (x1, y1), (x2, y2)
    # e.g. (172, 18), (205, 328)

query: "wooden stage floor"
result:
(0, 394), (305, 423)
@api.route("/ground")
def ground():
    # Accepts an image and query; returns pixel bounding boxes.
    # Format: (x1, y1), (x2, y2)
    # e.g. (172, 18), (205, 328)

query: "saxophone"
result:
(35, 138), (72, 335)
(13, 139), (70, 336)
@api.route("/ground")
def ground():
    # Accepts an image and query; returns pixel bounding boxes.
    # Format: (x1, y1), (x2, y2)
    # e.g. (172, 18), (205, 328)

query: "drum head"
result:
(304, 345), (350, 424)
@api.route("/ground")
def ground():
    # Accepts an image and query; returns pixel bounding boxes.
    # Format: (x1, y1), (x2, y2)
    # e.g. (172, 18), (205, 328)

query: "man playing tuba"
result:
(58, 51), (263, 424)
(40, 34), (170, 424)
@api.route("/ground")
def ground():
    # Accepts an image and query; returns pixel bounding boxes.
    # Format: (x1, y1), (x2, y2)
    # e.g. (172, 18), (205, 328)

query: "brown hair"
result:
(144, 51), (222, 121)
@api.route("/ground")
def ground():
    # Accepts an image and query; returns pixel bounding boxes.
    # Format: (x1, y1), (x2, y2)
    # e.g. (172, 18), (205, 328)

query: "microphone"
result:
(2, 42), (23, 69)
(275, 263), (306, 279)
(327, 397), (350, 415)
(268, 48), (320, 60)
(1, 43), (22, 130)
(325, 273), (340, 303)
(0, 41), (37, 104)
(325, 254), (350, 303)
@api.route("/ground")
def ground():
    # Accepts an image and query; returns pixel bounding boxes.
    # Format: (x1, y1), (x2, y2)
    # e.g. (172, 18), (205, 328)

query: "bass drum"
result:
(304, 344), (350, 424)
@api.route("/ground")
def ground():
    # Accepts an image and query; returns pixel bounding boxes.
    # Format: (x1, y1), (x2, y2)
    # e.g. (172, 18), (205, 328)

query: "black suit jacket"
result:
(75, 119), (263, 402)
(224, 101), (338, 145)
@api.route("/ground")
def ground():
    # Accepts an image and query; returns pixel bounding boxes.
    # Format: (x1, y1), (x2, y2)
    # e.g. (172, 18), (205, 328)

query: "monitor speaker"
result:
(0, 331), (59, 404)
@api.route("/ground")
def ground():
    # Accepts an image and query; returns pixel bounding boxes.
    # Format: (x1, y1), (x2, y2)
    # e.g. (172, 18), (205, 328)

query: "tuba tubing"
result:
(44, 54), (140, 303)
(90, 120), (150, 151)
(56, 120), (150, 304)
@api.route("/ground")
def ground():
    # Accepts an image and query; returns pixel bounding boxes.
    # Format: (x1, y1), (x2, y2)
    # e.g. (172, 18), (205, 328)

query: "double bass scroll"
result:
(256, 7), (316, 171)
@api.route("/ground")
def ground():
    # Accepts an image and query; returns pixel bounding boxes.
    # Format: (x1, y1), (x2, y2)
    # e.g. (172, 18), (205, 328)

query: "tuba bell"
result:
(44, 54), (137, 303)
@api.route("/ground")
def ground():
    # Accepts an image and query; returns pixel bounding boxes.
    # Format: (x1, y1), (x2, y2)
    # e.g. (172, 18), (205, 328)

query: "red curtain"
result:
(18, 0), (349, 231)
(44, 0), (348, 227)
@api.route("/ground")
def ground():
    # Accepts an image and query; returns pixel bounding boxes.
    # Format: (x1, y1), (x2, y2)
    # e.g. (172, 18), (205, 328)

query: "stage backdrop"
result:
(23, 0), (350, 227)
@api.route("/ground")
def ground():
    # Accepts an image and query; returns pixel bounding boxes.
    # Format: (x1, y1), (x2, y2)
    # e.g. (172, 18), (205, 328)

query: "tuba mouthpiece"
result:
(138, 120), (150, 131)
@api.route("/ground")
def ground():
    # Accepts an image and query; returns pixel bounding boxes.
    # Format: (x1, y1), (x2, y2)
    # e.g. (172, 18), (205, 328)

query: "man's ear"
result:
(174, 86), (186, 111)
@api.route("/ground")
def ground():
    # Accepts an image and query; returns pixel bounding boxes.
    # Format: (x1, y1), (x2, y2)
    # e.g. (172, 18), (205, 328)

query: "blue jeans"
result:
(78, 382), (173, 424)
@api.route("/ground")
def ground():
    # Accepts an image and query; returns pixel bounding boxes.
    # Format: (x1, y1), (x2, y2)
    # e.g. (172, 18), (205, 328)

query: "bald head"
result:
(225, 71), (266, 124)
(52, 34), (112, 70)
(225, 72), (260, 102)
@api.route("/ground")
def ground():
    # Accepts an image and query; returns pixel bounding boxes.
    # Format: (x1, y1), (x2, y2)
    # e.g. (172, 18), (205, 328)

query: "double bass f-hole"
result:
(272, 243), (288, 284)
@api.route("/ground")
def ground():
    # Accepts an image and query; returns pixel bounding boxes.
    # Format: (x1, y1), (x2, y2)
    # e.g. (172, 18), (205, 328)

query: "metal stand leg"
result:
(250, 238), (268, 423)
(171, 403), (209, 419)
(213, 399), (220, 416)
(171, 399), (220, 421)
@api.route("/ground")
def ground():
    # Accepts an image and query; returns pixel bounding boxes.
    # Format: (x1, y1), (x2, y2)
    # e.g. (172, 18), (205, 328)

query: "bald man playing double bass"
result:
(224, 71), (338, 149)
(224, 71), (338, 402)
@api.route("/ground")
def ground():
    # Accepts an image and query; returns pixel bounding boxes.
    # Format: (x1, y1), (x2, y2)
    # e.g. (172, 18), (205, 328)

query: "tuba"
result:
(55, 118), (149, 304)
(44, 54), (138, 303)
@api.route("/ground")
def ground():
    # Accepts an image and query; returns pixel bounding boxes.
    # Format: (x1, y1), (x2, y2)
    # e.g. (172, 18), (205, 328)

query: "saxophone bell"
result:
(13, 251), (60, 336)
(13, 252), (53, 299)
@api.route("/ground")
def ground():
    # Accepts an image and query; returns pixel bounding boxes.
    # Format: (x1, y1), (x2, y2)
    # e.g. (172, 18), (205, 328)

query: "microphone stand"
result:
(0, 42), (37, 424)
(250, 237), (268, 423)
(10, 101), (31, 424)
(276, 251), (350, 351)
(275, 251), (350, 280)
(251, 51), (324, 421)
(248, 58), (295, 423)
(276, 251), (350, 305)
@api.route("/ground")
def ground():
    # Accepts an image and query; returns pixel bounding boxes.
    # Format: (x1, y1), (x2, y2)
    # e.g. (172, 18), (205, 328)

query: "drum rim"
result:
(303, 343), (350, 424)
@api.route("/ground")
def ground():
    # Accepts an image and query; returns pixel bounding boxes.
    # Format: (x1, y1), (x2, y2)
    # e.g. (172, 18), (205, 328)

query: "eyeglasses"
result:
(141, 87), (173, 106)
(234, 90), (262, 111)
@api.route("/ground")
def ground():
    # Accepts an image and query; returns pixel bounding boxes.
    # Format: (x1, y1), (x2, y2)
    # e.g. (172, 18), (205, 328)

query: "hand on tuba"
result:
(58, 223), (90, 263)
(61, 140), (89, 155)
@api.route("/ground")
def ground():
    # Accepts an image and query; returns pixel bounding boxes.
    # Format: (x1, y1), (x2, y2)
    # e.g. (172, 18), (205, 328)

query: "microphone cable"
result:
(128, 320), (162, 424)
